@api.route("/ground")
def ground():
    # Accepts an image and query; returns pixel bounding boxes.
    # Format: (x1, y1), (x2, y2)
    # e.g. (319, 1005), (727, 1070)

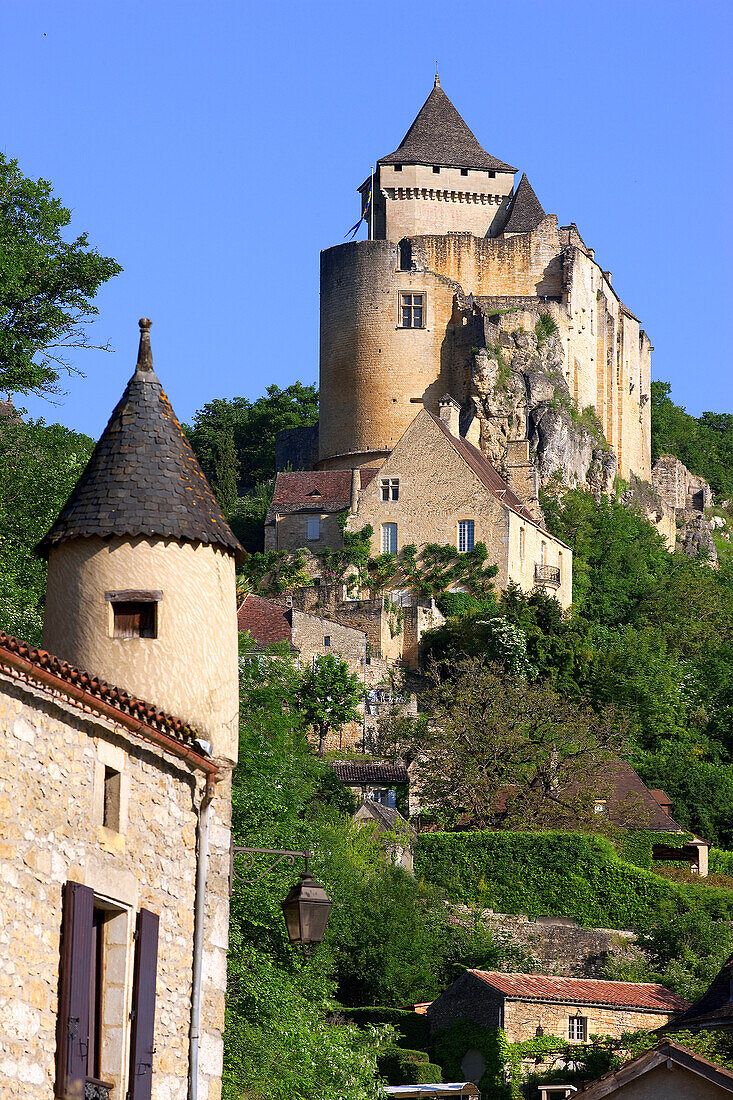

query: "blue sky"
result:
(3, 0), (731, 438)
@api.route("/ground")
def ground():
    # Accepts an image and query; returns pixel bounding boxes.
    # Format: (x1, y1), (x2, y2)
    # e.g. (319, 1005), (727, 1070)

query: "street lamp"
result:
(230, 846), (333, 955)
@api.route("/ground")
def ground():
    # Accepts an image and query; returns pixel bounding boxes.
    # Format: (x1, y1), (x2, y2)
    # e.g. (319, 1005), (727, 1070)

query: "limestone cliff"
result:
(468, 323), (615, 496)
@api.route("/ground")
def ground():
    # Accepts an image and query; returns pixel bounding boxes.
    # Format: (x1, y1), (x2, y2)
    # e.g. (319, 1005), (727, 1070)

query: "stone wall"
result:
(503, 999), (675, 1045)
(0, 670), (230, 1100)
(376, 163), (515, 241)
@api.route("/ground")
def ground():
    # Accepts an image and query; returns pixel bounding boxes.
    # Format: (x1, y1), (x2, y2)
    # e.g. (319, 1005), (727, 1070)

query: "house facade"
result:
(0, 319), (240, 1100)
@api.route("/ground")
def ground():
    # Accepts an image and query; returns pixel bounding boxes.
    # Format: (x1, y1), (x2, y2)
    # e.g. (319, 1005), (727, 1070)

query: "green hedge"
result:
(616, 829), (691, 869)
(415, 830), (733, 929)
(377, 1046), (442, 1084)
(344, 1007), (430, 1050)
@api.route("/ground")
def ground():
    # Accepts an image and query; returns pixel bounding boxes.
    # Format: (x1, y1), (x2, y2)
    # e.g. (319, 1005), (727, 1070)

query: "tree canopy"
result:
(652, 379), (733, 500)
(0, 154), (121, 398)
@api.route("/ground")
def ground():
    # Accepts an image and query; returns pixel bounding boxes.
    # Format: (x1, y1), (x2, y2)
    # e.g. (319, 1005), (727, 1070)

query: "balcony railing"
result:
(85, 1079), (114, 1100)
(534, 563), (561, 587)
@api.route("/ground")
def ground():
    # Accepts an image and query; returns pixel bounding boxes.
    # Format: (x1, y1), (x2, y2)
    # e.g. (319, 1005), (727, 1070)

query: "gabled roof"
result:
(427, 413), (556, 535)
(0, 631), (209, 759)
(663, 952), (733, 1031)
(502, 173), (546, 234)
(266, 469), (379, 521)
(576, 1041), (733, 1096)
(39, 320), (241, 558)
(466, 970), (688, 1012)
(354, 799), (415, 836)
(332, 760), (410, 785)
(237, 594), (294, 648)
(602, 760), (685, 832)
(379, 79), (516, 173)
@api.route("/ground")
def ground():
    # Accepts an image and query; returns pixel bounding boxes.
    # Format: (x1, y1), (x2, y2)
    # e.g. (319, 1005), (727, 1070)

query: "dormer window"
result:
(106, 590), (161, 639)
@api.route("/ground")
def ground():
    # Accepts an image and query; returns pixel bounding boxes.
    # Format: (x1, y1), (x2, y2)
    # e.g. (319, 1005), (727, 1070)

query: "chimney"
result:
(350, 467), (361, 512)
(439, 394), (461, 437)
(505, 439), (540, 519)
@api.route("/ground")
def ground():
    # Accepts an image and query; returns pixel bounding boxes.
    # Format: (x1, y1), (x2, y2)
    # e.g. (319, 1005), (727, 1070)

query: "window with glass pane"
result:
(400, 293), (424, 328)
(381, 478), (399, 501)
(568, 1016), (587, 1041)
(306, 517), (320, 540)
(382, 523), (397, 554)
(458, 520), (475, 553)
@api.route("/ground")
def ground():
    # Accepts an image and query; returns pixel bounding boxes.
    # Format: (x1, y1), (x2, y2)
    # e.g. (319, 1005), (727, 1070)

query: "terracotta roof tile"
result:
(237, 594), (294, 648)
(0, 631), (202, 751)
(468, 971), (688, 1012)
(379, 81), (516, 173)
(332, 761), (410, 784)
(267, 470), (379, 519)
(38, 321), (241, 558)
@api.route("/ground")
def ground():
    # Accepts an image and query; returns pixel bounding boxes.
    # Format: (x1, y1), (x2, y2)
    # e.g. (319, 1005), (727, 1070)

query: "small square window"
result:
(432, 165), (440, 174)
(488, 170), (496, 178)
(458, 520), (475, 553)
(568, 1016), (587, 1041)
(382, 523), (398, 554)
(381, 478), (399, 501)
(400, 293), (424, 329)
(306, 517), (320, 540)
(112, 601), (156, 639)
(460, 168), (468, 177)
(394, 164), (402, 172)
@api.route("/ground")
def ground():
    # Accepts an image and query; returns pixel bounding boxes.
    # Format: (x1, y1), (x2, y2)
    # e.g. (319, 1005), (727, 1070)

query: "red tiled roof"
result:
(428, 414), (561, 538)
(268, 469), (379, 515)
(468, 971), (688, 1012)
(0, 631), (202, 752)
(332, 760), (410, 784)
(237, 594), (293, 647)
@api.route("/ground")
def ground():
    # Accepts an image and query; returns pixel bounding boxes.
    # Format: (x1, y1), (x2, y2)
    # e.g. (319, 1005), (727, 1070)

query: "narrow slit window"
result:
(432, 165), (440, 174)
(458, 520), (475, 553)
(103, 767), (121, 832)
(398, 239), (412, 271)
(460, 168), (468, 176)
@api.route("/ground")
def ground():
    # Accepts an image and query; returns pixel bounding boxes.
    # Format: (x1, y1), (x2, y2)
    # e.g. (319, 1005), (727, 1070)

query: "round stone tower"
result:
(39, 319), (242, 767)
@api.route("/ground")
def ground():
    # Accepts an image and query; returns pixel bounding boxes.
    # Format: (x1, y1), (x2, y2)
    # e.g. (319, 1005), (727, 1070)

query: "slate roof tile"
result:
(38, 320), (242, 558)
(502, 173), (546, 234)
(332, 761), (410, 784)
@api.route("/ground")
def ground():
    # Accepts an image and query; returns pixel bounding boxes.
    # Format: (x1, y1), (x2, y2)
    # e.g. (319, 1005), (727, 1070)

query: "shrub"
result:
(377, 1046), (441, 1084)
(345, 1007), (430, 1051)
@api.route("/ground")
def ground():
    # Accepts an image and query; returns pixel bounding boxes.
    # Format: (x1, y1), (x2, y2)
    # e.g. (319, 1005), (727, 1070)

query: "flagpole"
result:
(369, 165), (374, 240)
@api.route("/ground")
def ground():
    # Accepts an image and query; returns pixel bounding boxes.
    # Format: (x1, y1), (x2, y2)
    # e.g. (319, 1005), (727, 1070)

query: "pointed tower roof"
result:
(379, 77), (516, 173)
(502, 173), (546, 234)
(39, 319), (242, 558)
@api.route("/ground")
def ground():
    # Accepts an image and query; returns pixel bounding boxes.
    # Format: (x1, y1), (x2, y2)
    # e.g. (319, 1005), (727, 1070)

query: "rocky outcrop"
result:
(469, 324), (616, 496)
(652, 455), (718, 562)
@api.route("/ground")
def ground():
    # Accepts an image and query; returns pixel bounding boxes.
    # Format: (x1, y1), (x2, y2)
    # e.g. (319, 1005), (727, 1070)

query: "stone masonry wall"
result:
(0, 671), (230, 1100)
(504, 1000), (676, 1045)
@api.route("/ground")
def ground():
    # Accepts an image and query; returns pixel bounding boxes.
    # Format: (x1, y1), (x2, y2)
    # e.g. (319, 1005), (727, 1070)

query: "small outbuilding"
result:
(574, 1040), (733, 1097)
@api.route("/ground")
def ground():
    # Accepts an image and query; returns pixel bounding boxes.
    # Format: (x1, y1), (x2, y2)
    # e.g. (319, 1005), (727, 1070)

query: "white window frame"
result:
(457, 519), (475, 553)
(381, 523), (398, 555)
(306, 516), (320, 541)
(381, 477), (399, 502)
(399, 292), (425, 329)
(568, 1016), (587, 1041)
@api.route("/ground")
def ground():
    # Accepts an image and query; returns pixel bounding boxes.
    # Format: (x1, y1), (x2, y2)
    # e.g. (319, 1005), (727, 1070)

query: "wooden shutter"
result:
(56, 881), (94, 1099)
(128, 908), (159, 1100)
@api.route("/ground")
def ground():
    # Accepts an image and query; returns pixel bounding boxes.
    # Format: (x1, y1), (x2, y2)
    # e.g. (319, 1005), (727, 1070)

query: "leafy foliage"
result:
(0, 413), (94, 642)
(298, 653), (364, 755)
(0, 153), (121, 397)
(652, 380), (733, 500)
(187, 383), (318, 493)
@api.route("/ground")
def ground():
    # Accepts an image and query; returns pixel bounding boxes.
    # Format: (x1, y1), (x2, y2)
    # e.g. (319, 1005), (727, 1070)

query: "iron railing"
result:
(534, 563), (561, 587)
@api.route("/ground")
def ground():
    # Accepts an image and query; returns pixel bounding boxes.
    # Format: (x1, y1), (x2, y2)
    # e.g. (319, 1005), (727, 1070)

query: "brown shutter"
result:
(56, 881), (95, 1099)
(128, 908), (159, 1100)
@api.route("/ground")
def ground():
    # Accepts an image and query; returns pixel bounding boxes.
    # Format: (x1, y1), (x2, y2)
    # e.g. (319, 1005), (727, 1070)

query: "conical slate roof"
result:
(502, 173), (546, 234)
(379, 77), (516, 173)
(39, 319), (242, 558)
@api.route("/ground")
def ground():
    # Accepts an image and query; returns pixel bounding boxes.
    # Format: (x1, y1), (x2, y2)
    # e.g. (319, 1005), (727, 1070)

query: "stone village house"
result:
(0, 320), (240, 1100)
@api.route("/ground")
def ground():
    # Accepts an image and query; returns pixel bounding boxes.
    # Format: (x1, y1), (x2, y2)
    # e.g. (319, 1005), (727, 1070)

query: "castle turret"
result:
(40, 319), (242, 766)
(361, 76), (517, 241)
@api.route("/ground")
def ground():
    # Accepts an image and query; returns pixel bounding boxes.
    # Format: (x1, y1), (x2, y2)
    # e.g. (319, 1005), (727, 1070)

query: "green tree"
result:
(298, 653), (364, 755)
(651, 380), (733, 500)
(0, 154), (121, 398)
(187, 382), (318, 492)
(0, 413), (94, 642)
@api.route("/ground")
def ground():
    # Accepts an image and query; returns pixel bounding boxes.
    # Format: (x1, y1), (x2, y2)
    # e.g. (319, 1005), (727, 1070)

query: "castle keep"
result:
(314, 77), (652, 487)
